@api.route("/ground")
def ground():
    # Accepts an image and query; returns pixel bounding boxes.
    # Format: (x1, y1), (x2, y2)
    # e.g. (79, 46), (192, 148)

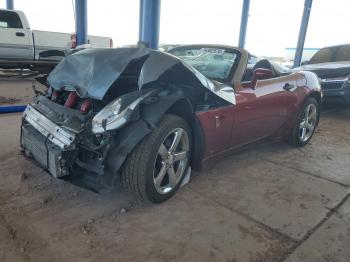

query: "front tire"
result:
(121, 114), (192, 203)
(289, 97), (319, 146)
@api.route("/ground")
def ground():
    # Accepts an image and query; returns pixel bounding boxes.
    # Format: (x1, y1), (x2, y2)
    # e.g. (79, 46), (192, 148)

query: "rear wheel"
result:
(289, 97), (319, 146)
(121, 114), (192, 203)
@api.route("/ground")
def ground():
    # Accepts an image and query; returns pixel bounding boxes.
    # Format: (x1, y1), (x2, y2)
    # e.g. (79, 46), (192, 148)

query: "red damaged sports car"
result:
(21, 45), (322, 203)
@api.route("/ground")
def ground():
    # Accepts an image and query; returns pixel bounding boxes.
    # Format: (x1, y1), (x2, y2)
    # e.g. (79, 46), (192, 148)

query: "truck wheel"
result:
(121, 114), (192, 203)
(289, 97), (319, 146)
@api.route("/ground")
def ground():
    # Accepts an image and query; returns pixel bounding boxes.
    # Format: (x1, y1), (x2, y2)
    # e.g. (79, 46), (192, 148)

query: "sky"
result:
(1, 0), (349, 57)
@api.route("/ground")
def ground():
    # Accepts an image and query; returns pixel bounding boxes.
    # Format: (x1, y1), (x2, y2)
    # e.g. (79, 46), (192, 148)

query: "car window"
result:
(335, 45), (350, 61)
(169, 47), (238, 81)
(0, 10), (23, 29)
(309, 47), (332, 64)
(0, 21), (8, 27)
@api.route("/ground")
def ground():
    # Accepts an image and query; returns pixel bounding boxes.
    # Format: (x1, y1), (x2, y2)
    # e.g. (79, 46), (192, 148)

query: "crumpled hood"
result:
(47, 47), (234, 104)
(47, 48), (149, 100)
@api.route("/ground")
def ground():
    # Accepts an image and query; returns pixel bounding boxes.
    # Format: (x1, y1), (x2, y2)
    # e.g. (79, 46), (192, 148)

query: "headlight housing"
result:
(91, 93), (150, 134)
(91, 98), (124, 134)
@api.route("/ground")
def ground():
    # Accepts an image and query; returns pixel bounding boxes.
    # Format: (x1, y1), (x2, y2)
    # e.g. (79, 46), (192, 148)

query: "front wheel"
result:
(288, 97), (319, 146)
(121, 114), (192, 203)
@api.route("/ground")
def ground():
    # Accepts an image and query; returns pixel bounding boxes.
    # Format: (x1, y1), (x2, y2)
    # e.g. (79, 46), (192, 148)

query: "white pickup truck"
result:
(0, 9), (112, 61)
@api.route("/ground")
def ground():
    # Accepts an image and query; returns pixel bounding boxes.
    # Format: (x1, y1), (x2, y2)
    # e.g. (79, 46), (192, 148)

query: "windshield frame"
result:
(168, 45), (241, 84)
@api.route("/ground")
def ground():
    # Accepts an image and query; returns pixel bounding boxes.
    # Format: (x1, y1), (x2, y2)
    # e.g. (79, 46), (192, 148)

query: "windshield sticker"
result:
(199, 48), (225, 55)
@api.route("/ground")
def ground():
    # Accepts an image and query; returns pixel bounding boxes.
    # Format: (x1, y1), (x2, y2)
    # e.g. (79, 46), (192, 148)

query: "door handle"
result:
(283, 83), (295, 91)
(16, 32), (25, 37)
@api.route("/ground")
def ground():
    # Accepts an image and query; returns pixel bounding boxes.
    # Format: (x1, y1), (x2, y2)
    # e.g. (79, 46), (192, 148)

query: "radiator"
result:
(21, 124), (69, 178)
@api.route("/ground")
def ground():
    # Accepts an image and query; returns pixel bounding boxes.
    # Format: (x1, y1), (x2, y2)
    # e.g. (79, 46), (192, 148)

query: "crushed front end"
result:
(20, 48), (153, 190)
(20, 47), (232, 192)
(21, 104), (76, 178)
(21, 93), (114, 190)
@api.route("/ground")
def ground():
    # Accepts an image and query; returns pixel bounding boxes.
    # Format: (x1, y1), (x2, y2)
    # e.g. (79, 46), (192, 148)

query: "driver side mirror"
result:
(251, 68), (273, 89)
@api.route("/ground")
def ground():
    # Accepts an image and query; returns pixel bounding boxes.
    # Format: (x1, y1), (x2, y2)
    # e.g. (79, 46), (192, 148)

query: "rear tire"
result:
(289, 97), (319, 146)
(121, 114), (192, 203)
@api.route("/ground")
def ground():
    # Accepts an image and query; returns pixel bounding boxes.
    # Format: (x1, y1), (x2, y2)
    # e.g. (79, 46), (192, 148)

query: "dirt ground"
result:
(0, 80), (350, 262)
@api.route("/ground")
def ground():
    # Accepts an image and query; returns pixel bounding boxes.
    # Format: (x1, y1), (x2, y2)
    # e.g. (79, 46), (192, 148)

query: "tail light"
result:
(80, 100), (92, 113)
(71, 33), (77, 49)
(64, 92), (78, 108)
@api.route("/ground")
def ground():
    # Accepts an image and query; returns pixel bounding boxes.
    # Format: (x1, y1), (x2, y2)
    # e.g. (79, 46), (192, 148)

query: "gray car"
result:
(295, 44), (350, 106)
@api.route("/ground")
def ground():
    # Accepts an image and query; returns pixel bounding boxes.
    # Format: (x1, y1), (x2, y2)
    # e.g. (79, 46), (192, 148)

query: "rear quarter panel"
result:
(281, 71), (322, 138)
(33, 30), (71, 58)
(33, 31), (112, 58)
(294, 71), (322, 107)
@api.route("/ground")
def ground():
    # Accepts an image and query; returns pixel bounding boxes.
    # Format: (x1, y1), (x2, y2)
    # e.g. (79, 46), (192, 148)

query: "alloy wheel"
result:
(153, 128), (190, 194)
(299, 104), (317, 142)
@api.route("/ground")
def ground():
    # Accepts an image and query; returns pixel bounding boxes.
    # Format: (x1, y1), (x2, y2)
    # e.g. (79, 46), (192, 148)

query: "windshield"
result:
(168, 46), (238, 81)
(310, 44), (350, 64)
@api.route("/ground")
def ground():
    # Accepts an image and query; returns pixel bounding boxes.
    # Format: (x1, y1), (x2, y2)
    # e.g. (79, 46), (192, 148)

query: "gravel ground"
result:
(0, 81), (349, 262)
(0, 80), (46, 105)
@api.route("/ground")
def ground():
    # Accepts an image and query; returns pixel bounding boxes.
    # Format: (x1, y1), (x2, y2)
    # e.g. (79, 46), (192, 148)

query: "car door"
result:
(231, 77), (296, 147)
(0, 10), (33, 60)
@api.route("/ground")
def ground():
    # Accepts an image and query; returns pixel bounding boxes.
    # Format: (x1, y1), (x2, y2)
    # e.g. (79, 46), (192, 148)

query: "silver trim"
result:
(321, 77), (348, 83)
(23, 105), (75, 149)
(0, 42), (33, 50)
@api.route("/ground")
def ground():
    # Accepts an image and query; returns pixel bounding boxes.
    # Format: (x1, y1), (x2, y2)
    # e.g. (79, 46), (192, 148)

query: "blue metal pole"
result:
(0, 105), (26, 114)
(6, 0), (14, 9)
(238, 0), (250, 48)
(75, 0), (87, 46)
(293, 0), (313, 68)
(139, 0), (161, 49)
